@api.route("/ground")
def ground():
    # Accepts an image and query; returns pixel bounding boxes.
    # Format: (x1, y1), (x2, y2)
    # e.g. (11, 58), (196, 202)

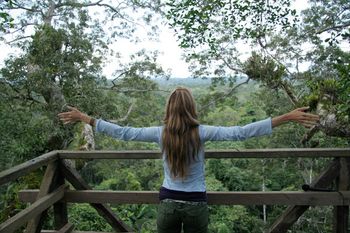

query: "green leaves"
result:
(0, 1), (13, 32)
(243, 52), (286, 90)
(166, 0), (296, 50)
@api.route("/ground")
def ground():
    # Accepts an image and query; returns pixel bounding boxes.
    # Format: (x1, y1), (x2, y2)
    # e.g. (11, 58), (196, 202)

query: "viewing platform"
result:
(0, 148), (350, 233)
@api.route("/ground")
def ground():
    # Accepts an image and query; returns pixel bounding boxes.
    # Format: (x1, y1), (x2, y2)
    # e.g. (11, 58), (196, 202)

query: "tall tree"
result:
(0, 0), (168, 227)
(166, 0), (350, 142)
(0, 13), (170, 222)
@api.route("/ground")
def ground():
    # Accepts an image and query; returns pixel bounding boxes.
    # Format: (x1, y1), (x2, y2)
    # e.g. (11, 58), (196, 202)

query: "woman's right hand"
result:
(272, 107), (320, 128)
(58, 106), (83, 124)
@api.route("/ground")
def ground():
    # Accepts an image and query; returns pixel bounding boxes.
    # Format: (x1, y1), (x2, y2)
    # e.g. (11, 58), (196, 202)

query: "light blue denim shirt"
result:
(96, 118), (272, 192)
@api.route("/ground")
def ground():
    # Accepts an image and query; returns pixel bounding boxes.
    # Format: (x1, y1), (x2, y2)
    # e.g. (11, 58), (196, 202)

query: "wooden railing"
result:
(0, 148), (350, 233)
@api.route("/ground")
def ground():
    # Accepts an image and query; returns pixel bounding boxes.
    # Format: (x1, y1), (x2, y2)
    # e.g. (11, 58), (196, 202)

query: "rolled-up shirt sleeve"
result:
(95, 119), (161, 143)
(201, 118), (272, 142)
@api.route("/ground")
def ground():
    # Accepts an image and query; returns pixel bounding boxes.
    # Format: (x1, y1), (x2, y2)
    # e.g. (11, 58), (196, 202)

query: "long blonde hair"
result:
(162, 87), (201, 179)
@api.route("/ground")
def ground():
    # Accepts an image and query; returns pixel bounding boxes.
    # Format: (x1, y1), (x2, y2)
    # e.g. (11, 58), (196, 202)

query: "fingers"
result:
(295, 107), (320, 120)
(301, 113), (320, 121)
(57, 106), (78, 116)
(301, 123), (315, 128)
(57, 112), (71, 117)
(301, 121), (318, 128)
(296, 106), (310, 112)
(57, 106), (80, 125)
(59, 116), (74, 122)
(299, 119), (318, 126)
(292, 107), (319, 120)
(67, 106), (78, 111)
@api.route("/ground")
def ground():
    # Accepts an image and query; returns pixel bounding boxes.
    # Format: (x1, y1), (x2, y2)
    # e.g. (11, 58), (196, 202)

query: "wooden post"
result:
(0, 151), (58, 186)
(60, 159), (132, 232)
(53, 161), (68, 230)
(56, 222), (74, 233)
(25, 162), (58, 233)
(268, 158), (341, 233)
(0, 185), (66, 233)
(333, 158), (350, 233)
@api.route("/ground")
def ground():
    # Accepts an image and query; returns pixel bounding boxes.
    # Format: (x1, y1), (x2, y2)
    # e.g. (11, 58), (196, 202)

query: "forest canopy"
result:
(0, 0), (349, 232)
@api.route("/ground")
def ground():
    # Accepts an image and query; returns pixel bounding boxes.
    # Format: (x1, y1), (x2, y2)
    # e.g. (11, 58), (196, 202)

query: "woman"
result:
(58, 87), (319, 233)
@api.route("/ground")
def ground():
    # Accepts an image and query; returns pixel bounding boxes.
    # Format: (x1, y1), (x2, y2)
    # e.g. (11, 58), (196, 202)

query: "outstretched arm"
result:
(58, 106), (161, 143)
(272, 107), (319, 128)
(202, 107), (319, 142)
(58, 106), (95, 126)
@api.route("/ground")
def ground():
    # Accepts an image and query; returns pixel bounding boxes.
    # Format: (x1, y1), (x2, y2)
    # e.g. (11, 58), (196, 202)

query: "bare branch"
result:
(280, 82), (298, 107)
(55, 0), (103, 8)
(262, 47), (293, 76)
(98, 2), (145, 27)
(198, 78), (250, 113)
(7, 22), (37, 35)
(6, 1), (41, 13)
(301, 125), (320, 146)
(217, 55), (245, 74)
(108, 102), (134, 124)
(43, 0), (56, 25)
(54, 0), (137, 25)
(254, 36), (300, 106)
(0, 78), (44, 103)
(98, 87), (170, 93)
(115, 102), (135, 123)
(111, 71), (128, 87)
(316, 21), (350, 34)
(6, 35), (32, 44)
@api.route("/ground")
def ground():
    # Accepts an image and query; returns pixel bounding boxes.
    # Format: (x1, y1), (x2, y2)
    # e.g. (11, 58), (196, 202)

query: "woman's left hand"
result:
(287, 107), (320, 128)
(272, 106), (320, 128)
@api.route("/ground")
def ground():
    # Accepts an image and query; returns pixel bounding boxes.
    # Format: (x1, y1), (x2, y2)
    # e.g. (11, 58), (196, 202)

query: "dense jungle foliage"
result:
(0, 0), (349, 232)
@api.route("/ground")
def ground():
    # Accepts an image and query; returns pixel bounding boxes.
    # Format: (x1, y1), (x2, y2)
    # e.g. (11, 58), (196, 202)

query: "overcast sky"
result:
(0, 0), (312, 79)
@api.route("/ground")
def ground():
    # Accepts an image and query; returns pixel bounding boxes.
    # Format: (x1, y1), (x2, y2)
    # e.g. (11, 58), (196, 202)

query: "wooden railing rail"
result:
(0, 148), (349, 233)
(19, 190), (350, 206)
(0, 150), (58, 186)
(0, 184), (67, 233)
(58, 148), (350, 159)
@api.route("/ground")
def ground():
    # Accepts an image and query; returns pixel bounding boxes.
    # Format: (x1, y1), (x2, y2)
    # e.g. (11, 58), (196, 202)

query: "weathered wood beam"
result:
(267, 158), (341, 233)
(58, 148), (350, 159)
(59, 160), (132, 232)
(41, 231), (132, 233)
(56, 222), (74, 233)
(25, 162), (58, 233)
(18, 189), (350, 206)
(0, 151), (58, 186)
(333, 158), (350, 233)
(53, 162), (68, 230)
(0, 184), (66, 233)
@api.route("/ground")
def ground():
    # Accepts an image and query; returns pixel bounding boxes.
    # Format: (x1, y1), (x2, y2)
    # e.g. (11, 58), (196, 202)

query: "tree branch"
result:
(316, 21), (350, 34)
(99, 87), (170, 93)
(280, 81), (298, 107)
(54, 0), (134, 24)
(6, 35), (32, 44)
(0, 79), (46, 105)
(255, 37), (299, 106)
(55, 0), (103, 8)
(217, 55), (245, 74)
(301, 125), (320, 146)
(8, 22), (37, 35)
(109, 102), (134, 123)
(198, 78), (250, 113)
(6, 1), (41, 13)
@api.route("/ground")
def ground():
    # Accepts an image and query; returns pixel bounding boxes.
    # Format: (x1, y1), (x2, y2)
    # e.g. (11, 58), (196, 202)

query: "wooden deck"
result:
(0, 148), (349, 233)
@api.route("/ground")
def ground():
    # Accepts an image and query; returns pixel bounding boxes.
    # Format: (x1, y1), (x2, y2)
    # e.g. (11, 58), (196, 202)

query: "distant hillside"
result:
(152, 77), (211, 88)
(105, 77), (261, 102)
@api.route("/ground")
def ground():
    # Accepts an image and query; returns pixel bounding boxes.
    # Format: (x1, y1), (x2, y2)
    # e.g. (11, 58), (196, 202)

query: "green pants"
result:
(157, 201), (209, 233)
